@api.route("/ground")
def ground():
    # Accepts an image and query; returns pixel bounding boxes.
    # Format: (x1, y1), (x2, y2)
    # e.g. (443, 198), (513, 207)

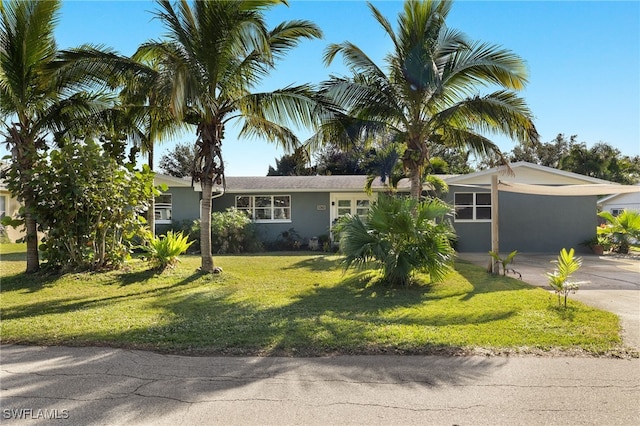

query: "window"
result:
(454, 192), (491, 221)
(236, 195), (291, 222)
(155, 193), (172, 224)
(611, 209), (624, 217)
(0, 195), (6, 219)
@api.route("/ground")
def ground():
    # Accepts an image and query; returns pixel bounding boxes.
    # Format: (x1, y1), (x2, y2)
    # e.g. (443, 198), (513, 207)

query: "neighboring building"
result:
(597, 185), (640, 216)
(0, 180), (23, 243)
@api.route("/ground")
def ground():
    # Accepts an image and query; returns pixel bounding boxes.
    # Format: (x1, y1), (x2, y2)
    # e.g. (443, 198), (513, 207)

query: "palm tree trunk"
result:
(409, 166), (422, 200)
(24, 203), (39, 273)
(147, 146), (155, 238)
(200, 176), (215, 272)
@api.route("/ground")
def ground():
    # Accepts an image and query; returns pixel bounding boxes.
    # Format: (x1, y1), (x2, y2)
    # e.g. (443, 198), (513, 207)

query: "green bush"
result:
(335, 194), (456, 287)
(145, 231), (194, 270)
(185, 207), (263, 254)
(597, 210), (640, 254)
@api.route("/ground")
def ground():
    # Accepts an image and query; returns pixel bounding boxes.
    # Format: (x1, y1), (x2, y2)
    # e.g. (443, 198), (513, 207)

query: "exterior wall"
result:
(212, 192), (332, 243)
(599, 191), (640, 215)
(0, 190), (25, 242)
(499, 192), (597, 253)
(447, 185), (597, 253)
(168, 187), (201, 224)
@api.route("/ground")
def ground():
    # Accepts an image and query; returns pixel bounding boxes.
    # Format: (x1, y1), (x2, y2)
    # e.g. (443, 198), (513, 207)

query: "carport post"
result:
(491, 174), (499, 274)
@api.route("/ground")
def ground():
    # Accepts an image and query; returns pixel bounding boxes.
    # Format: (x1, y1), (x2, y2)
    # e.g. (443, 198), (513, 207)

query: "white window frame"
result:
(611, 208), (624, 217)
(454, 192), (492, 222)
(235, 195), (292, 223)
(0, 195), (6, 219)
(155, 193), (172, 224)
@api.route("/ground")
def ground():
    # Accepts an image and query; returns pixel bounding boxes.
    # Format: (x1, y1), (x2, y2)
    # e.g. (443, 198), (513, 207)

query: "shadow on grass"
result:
(0, 252), (29, 261)
(455, 261), (537, 301)
(1, 270), (214, 321)
(0, 271), (61, 293)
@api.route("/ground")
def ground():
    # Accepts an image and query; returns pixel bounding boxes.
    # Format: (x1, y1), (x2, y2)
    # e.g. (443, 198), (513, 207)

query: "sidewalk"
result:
(1, 345), (638, 425)
(458, 252), (640, 350)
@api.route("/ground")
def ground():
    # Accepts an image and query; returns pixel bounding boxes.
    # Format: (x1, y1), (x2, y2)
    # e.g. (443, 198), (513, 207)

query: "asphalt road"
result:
(1, 345), (639, 425)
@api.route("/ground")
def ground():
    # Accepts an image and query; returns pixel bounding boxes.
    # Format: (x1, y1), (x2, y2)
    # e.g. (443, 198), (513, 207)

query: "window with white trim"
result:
(611, 208), (624, 217)
(454, 192), (491, 221)
(155, 193), (172, 224)
(0, 195), (6, 219)
(236, 195), (291, 222)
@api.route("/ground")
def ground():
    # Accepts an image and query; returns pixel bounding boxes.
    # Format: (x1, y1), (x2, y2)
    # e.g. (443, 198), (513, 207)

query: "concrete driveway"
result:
(458, 252), (640, 350)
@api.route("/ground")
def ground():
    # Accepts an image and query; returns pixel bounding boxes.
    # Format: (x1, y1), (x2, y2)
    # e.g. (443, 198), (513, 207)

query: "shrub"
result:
(335, 194), (456, 287)
(209, 208), (262, 254)
(597, 210), (640, 254)
(145, 231), (194, 270)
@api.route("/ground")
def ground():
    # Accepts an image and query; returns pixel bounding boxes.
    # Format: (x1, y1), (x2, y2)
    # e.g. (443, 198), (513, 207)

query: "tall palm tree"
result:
(0, 1), (106, 272)
(0, 0), (152, 273)
(314, 0), (538, 199)
(136, 0), (323, 273)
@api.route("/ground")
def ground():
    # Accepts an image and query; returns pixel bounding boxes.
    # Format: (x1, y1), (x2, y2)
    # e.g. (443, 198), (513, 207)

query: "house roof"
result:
(215, 175), (411, 193)
(445, 161), (613, 186)
(597, 184), (640, 206)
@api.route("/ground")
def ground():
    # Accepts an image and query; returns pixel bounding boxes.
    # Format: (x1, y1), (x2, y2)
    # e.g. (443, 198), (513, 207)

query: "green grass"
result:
(0, 243), (626, 356)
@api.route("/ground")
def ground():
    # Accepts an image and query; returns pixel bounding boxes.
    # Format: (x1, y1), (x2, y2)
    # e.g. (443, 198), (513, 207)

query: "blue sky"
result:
(52, 0), (639, 176)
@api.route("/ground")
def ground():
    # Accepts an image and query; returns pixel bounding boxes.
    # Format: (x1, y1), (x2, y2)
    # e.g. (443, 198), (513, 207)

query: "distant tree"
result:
(267, 147), (315, 176)
(159, 143), (196, 178)
(314, 142), (369, 175)
(510, 133), (574, 168)
(559, 141), (640, 184)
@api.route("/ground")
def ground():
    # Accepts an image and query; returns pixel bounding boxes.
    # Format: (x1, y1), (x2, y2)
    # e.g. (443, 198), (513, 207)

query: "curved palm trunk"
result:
(197, 123), (224, 274)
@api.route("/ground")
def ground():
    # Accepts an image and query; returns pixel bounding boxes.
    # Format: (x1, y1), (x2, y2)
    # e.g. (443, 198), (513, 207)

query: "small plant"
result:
(488, 250), (520, 277)
(546, 248), (587, 308)
(597, 210), (640, 254)
(146, 231), (194, 271)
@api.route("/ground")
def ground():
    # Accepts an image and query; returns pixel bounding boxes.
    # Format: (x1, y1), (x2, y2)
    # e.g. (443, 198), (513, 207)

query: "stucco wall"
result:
(168, 187), (201, 224)
(212, 192), (331, 243)
(447, 185), (597, 253)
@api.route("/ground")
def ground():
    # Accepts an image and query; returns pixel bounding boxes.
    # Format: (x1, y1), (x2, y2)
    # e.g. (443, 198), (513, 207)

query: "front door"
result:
(330, 193), (375, 240)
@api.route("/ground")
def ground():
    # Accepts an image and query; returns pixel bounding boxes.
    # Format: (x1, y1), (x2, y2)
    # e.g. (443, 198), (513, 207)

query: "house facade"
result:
(155, 174), (406, 243)
(156, 162), (622, 253)
(0, 181), (23, 242)
(444, 162), (612, 253)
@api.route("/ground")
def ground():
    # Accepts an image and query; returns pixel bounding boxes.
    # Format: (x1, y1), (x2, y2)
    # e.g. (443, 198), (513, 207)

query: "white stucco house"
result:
(598, 184), (640, 216)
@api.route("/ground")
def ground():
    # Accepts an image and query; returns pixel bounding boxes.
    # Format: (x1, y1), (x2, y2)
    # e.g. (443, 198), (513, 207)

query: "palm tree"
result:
(136, 0), (323, 273)
(0, 1), (109, 272)
(598, 210), (640, 254)
(1, 0), (153, 273)
(313, 0), (538, 199)
(336, 194), (456, 287)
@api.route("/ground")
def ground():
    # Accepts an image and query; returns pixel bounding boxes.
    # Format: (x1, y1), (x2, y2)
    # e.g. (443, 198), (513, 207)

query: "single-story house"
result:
(597, 184), (640, 216)
(155, 161), (639, 253)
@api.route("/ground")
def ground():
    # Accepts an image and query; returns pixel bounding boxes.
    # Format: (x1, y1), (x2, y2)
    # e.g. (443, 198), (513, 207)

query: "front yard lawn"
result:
(0, 243), (625, 356)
